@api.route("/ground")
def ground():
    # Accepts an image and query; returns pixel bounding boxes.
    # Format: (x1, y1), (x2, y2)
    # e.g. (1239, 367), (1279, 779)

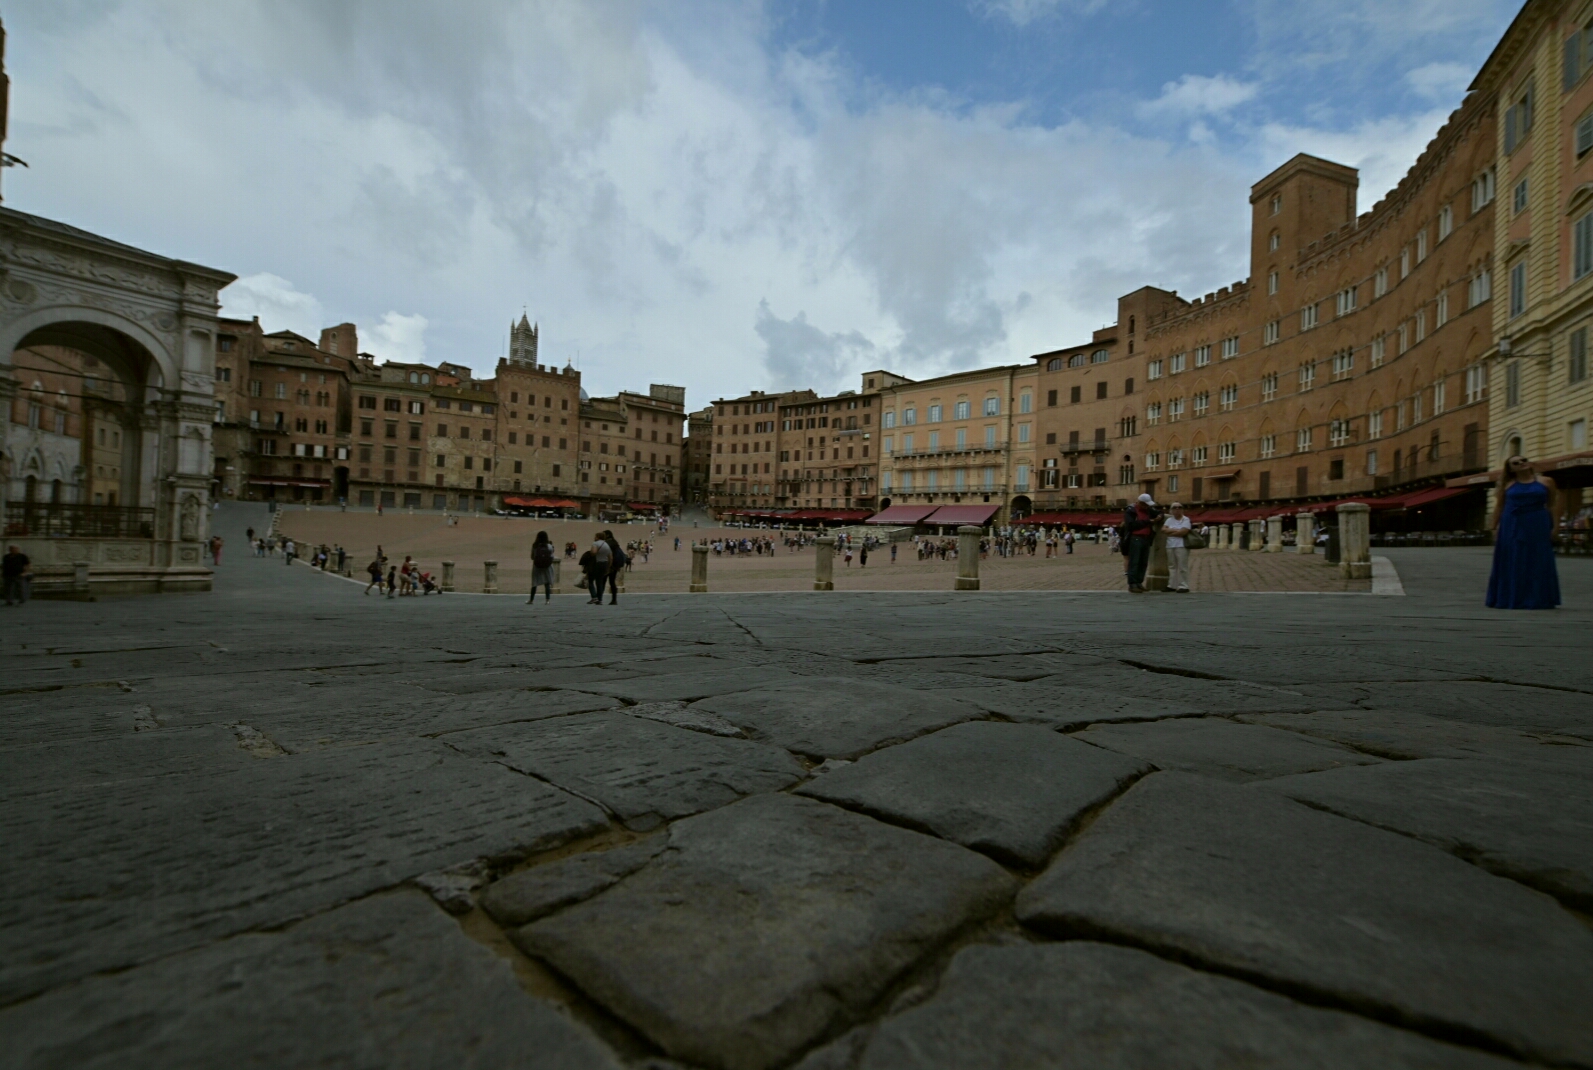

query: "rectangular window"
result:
(1329, 419), (1350, 447)
(1510, 260), (1528, 317)
(956, 428), (967, 449)
(1144, 452), (1160, 470)
(1261, 372), (1278, 402)
(1296, 427), (1313, 452)
(954, 400), (970, 419)
(1147, 359), (1164, 380)
(1264, 320), (1280, 345)
(1019, 393), (1032, 414)
(1471, 169), (1495, 212)
(1268, 272), (1278, 295)
(1332, 350), (1353, 380)
(1015, 464), (1030, 491)
(274, 382), (286, 399)
(1335, 288), (1356, 316)
(1193, 391), (1209, 417)
(1367, 449), (1378, 475)
(984, 426), (996, 448)
(1191, 445), (1208, 465)
(1146, 402), (1162, 425)
(1370, 335), (1385, 368)
(1170, 353), (1186, 374)
(1017, 423), (1030, 443)
(1218, 441), (1235, 463)
(1300, 304), (1318, 331)
(1578, 112), (1593, 157)
(1433, 380), (1446, 415)
(1576, 212), (1593, 280)
(1465, 363), (1487, 403)
(1416, 229), (1428, 262)
(1221, 336), (1239, 359)
(1260, 434), (1276, 459)
(1195, 345), (1211, 367)
(903, 407), (916, 425)
(928, 431), (940, 451)
(883, 411), (895, 429)
(1400, 247), (1411, 278)
(1298, 362), (1316, 391)
(1504, 82), (1533, 154)
(1571, 327), (1589, 383)
(1468, 269), (1492, 308)
(928, 404), (943, 422)
(1514, 177), (1530, 214)
(1438, 205), (1453, 240)
(1368, 410), (1383, 439)
(1572, 419), (1589, 450)
(1436, 289), (1449, 328)
(983, 397), (1000, 416)
(1168, 448), (1184, 467)
(1168, 397), (1185, 421)
(1398, 322), (1410, 353)
(1374, 267), (1388, 298)
(1219, 384), (1238, 411)
(1506, 361), (1521, 408)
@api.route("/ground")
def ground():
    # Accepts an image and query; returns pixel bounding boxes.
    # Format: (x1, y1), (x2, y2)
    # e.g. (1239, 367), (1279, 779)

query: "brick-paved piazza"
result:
(1, 503), (1589, 1069)
(275, 509), (1370, 593)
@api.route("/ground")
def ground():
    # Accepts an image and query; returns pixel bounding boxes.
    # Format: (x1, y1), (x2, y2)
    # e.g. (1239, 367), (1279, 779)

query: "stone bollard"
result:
(814, 536), (836, 591)
(72, 561), (91, 597)
(483, 560), (498, 594)
(690, 543), (708, 592)
(1231, 523), (1243, 550)
(1212, 525), (1226, 551)
(1145, 521), (1170, 591)
(1249, 518), (1266, 551)
(1337, 502), (1372, 579)
(1295, 512), (1316, 554)
(956, 525), (981, 590)
(1265, 515), (1284, 553)
(441, 560), (455, 592)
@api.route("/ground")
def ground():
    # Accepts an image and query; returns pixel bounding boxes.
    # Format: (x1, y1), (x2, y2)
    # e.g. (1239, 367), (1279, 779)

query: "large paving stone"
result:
(830, 941), (1518, 1070)
(571, 666), (803, 702)
(1238, 708), (1591, 761)
(481, 837), (668, 926)
(1016, 772), (1593, 1067)
(448, 710), (805, 829)
(0, 738), (607, 1005)
(520, 793), (1015, 1070)
(935, 680), (1207, 730)
(0, 890), (621, 1070)
(1303, 681), (1593, 737)
(1074, 717), (1381, 781)
(690, 679), (983, 760)
(796, 721), (1149, 866)
(1262, 758), (1593, 911)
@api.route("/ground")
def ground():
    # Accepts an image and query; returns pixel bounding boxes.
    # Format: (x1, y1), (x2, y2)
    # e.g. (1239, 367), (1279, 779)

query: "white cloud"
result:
(367, 312), (429, 366)
(219, 273), (323, 338)
(1138, 74), (1260, 119)
(1406, 61), (1473, 102)
(970, 0), (1110, 26)
(1258, 108), (1455, 207)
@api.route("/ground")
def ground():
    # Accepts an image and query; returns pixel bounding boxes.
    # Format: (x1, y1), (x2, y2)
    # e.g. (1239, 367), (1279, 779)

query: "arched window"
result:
(408, 372), (419, 384)
(1091, 349), (1109, 364)
(1068, 353), (1086, 368)
(1046, 358), (1063, 371)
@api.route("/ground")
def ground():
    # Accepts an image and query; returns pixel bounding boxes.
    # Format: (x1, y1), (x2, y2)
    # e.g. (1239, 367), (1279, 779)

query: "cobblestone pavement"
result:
(276, 510), (1369, 592)
(1, 502), (1589, 1069)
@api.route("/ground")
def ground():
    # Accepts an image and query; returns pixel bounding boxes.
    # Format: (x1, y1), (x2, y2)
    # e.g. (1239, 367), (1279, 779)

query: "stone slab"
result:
(1016, 772), (1593, 1067)
(796, 721), (1150, 866)
(571, 666), (803, 703)
(520, 793), (1015, 1070)
(1263, 758), (1593, 911)
(0, 738), (607, 1005)
(1296, 681), (1593, 736)
(0, 890), (621, 1070)
(481, 838), (669, 926)
(1238, 708), (1591, 762)
(448, 710), (806, 829)
(936, 681), (1209, 730)
(837, 942), (1519, 1070)
(1074, 717), (1382, 781)
(626, 700), (747, 737)
(690, 679), (983, 760)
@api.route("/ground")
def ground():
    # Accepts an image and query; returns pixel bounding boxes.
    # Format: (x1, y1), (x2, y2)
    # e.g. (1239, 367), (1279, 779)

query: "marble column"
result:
(814, 536), (836, 591)
(1337, 502), (1372, 579)
(956, 525), (981, 590)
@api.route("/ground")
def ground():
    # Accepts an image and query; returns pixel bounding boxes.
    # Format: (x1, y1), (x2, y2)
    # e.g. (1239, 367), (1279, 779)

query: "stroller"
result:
(417, 570), (441, 595)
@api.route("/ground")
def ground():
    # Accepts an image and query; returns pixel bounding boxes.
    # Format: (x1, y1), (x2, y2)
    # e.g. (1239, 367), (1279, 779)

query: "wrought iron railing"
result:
(4, 503), (157, 539)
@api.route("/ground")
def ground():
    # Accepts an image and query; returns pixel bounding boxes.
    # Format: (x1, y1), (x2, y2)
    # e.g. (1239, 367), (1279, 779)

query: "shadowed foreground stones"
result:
(1239, 708), (1589, 761)
(832, 942), (1519, 1070)
(520, 793), (1015, 1070)
(1075, 717), (1381, 781)
(1263, 757), (1593, 911)
(1015, 772), (1593, 1067)
(0, 890), (620, 1070)
(447, 711), (805, 829)
(690, 679), (981, 759)
(796, 721), (1150, 866)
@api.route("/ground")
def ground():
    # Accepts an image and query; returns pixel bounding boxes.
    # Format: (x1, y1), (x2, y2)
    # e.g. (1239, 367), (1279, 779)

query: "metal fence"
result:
(3, 503), (157, 539)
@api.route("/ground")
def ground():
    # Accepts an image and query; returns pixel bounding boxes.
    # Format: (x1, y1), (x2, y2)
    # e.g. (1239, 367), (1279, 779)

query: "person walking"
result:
(859, 544), (868, 568)
(209, 534), (224, 566)
(1120, 493), (1160, 593)
(385, 565), (398, 598)
(1162, 502), (1192, 593)
(529, 530), (556, 604)
(890, 542), (897, 564)
(246, 526), (255, 543)
(2, 545), (30, 606)
(1486, 455), (1561, 609)
(601, 530), (626, 605)
(284, 538), (296, 565)
(587, 534), (613, 604)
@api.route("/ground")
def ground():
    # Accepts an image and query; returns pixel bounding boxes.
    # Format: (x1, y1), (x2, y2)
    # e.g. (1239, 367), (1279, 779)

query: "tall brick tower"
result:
(508, 312), (538, 366)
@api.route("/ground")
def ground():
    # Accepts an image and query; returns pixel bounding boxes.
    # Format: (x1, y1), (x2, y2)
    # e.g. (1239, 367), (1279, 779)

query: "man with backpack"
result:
(1120, 493), (1161, 593)
(529, 531), (556, 604)
(599, 530), (627, 605)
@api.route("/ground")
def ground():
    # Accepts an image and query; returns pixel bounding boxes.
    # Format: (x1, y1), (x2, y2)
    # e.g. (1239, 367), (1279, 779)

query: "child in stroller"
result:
(417, 569), (441, 595)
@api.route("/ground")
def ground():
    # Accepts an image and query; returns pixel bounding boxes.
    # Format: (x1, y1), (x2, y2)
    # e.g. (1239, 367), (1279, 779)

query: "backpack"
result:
(532, 541), (554, 568)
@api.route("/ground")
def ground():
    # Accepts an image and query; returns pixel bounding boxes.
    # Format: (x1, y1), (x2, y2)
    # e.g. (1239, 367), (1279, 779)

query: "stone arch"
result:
(0, 303), (178, 394)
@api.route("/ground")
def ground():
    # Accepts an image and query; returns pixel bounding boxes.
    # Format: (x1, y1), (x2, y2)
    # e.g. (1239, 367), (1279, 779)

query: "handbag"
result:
(1184, 530), (1207, 550)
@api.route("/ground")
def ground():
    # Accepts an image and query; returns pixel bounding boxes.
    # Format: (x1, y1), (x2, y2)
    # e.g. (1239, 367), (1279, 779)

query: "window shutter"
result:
(1567, 33), (1582, 92)
(1505, 106), (1517, 154)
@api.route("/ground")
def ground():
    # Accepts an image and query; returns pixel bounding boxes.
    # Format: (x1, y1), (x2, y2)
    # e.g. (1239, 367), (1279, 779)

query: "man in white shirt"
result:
(1162, 502), (1192, 592)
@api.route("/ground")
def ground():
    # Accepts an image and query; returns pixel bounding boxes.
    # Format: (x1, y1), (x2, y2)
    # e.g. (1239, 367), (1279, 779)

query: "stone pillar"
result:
(956, 525), (981, 590)
(1265, 515), (1284, 553)
(814, 535), (836, 591)
(1295, 512), (1316, 554)
(483, 560), (498, 593)
(72, 560), (90, 597)
(1229, 523), (1241, 550)
(690, 543), (708, 592)
(1337, 502), (1372, 579)
(1145, 520), (1169, 591)
(1249, 518), (1266, 551)
(441, 560), (455, 592)
(1212, 525), (1226, 550)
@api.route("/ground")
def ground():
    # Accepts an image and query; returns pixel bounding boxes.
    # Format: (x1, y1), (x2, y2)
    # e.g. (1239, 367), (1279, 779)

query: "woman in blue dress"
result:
(1486, 455), (1561, 609)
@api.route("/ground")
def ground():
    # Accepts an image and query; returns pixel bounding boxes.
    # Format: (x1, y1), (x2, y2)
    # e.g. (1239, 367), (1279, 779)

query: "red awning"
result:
(248, 477), (330, 487)
(924, 504), (1000, 526)
(502, 496), (540, 507)
(1398, 485), (1469, 508)
(627, 502), (662, 511)
(865, 504), (938, 524)
(1025, 511), (1120, 526)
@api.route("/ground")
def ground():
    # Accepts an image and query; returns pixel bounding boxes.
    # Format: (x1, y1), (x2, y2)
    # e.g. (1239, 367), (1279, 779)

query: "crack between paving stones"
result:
(715, 606), (765, 646)
(1021, 921), (1538, 1066)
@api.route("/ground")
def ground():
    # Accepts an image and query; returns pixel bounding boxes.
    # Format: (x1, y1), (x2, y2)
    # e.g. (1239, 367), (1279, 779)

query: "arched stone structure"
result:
(0, 208), (235, 595)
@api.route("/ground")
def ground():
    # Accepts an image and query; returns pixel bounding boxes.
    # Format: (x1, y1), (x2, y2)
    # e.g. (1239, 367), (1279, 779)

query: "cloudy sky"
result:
(5, 0), (1518, 405)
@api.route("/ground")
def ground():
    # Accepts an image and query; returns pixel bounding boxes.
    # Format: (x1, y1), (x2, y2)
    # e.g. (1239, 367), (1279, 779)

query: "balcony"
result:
(1061, 438), (1111, 458)
(889, 443), (1008, 461)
